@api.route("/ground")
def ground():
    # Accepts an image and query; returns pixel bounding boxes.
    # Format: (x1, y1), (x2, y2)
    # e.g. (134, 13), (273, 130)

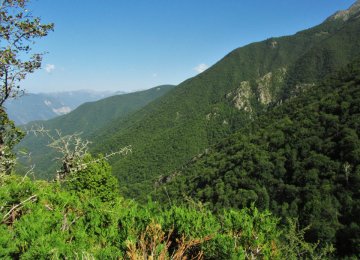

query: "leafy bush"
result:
(0, 173), (331, 259)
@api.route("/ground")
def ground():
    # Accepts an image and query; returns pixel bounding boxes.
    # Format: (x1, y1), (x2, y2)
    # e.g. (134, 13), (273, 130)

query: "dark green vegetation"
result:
(18, 85), (174, 179)
(86, 1), (360, 200)
(8, 1), (360, 257)
(161, 60), (360, 258)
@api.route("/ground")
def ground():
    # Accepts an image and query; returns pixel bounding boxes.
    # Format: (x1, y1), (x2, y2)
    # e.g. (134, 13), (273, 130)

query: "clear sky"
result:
(23, 0), (356, 93)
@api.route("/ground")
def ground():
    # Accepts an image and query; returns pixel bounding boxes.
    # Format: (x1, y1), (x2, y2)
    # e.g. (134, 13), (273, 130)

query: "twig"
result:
(2, 194), (37, 222)
(19, 164), (35, 184)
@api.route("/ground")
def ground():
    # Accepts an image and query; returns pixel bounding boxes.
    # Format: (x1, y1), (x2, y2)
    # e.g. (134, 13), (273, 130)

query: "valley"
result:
(1, 0), (359, 258)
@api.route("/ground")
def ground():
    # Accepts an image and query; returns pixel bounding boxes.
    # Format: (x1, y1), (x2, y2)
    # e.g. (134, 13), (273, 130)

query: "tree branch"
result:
(2, 194), (37, 223)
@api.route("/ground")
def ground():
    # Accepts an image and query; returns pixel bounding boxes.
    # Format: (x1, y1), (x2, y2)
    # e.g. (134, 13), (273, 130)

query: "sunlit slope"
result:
(162, 59), (360, 258)
(91, 8), (360, 199)
(18, 85), (174, 179)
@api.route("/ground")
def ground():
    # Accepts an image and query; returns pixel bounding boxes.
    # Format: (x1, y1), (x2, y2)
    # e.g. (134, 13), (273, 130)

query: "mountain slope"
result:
(161, 60), (360, 258)
(5, 90), (115, 125)
(18, 85), (174, 178)
(90, 2), (360, 199)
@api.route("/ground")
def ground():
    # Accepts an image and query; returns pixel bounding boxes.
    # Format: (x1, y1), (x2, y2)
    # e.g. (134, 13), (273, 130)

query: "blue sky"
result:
(23, 0), (355, 93)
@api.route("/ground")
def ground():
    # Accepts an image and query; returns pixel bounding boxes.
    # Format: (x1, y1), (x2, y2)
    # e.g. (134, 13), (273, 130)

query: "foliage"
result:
(17, 85), (174, 179)
(0, 108), (24, 173)
(280, 218), (335, 259)
(0, 173), (330, 259)
(63, 154), (120, 202)
(162, 60), (360, 258)
(0, 0), (54, 106)
(5, 2), (359, 258)
(23, 127), (131, 204)
(0, 0), (53, 174)
(16, 1), (360, 202)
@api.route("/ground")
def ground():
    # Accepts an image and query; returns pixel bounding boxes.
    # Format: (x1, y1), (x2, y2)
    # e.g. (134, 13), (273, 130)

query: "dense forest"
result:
(0, 159), (333, 258)
(1, 0), (360, 258)
(3, 47), (358, 259)
(18, 1), (360, 201)
(160, 59), (360, 258)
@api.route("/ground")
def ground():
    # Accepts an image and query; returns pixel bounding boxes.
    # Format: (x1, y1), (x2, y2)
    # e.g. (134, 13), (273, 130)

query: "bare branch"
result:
(26, 126), (132, 181)
(2, 194), (37, 223)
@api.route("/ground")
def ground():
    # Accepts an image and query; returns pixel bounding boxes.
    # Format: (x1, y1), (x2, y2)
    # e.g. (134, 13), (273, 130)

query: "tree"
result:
(64, 154), (120, 202)
(25, 127), (131, 181)
(0, 110), (23, 173)
(0, 0), (54, 173)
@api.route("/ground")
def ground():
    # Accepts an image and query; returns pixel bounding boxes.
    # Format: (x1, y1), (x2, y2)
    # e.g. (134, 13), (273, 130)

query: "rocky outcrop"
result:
(256, 68), (287, 105)
(226, 68), (287, 111)
(328, 0), (360, 21)
(227, 81), (253, 112)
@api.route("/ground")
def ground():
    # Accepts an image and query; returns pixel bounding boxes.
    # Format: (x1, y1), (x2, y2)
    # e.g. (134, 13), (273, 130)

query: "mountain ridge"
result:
(88, 4), (360, 199)
(327, 0), (360, 21)
(18, 85), (175, 179)
(18, 1), (360, 200)
(5, 90), (117, 125)
(160, 59), (360, 257)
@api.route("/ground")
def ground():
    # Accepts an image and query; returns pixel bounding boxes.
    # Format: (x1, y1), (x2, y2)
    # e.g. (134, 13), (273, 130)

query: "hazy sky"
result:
(23, 0), (355, 93)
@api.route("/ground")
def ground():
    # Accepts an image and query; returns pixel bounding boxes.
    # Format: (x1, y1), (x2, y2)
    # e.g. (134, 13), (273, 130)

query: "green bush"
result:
(0, 173), (332, 259)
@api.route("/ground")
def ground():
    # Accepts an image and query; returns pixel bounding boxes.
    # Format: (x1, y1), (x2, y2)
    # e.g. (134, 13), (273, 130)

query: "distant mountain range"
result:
(18, 85), (174, 178)
(13, 1), (360, 258)
(19, 1), (360, 195)
(85, 0), (360, 199)
(5, 90), (120, 124)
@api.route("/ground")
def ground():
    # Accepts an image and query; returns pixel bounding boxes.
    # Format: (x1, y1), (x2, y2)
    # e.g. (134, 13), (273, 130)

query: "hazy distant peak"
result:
(53, 106), (71, 115)
(5, 90), (117, 125)
(328, 0), (360, 21)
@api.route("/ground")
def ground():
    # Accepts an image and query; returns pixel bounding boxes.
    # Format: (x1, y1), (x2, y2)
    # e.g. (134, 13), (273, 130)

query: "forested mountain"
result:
(5, 90), (116, 124)
(86, 1), (360, 199)
(18, 85), (174, 178)
(160, 59), (360, 258)
(3, 1), (360, 258)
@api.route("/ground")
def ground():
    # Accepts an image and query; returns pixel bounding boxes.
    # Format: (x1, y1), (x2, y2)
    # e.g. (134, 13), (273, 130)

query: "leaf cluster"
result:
(0, 173), (330, 259)
(0, 0), (54, 106)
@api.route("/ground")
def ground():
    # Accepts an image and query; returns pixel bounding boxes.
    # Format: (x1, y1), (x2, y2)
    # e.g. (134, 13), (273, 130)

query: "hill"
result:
(18, 85), (174, 178)
(88, 1), (360, 199)
(5, 90), (116, 125)
(160, 60), (360, 258)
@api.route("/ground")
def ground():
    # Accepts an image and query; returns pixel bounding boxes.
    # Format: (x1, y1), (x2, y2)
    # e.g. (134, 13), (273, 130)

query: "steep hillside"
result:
(18, 85), (174, 178)
(161, 60), (360, 258)
(5, 90), (115, 124)
(90, 2), (360, 199)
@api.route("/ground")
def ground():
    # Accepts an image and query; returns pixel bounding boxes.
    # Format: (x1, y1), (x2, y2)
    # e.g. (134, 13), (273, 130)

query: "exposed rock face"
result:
(256, 72), (273, 105)
(293, 83), (316, 95)
(256, 68), (287, 105)
(328, 0), (360, 21)
(205, 112), (218, 121)
(226, 68), (287, 112)
(176, 111), (181, 120)
(228, 81), (253, 112)
(270, 40), (278, 49)
(315, 31), (330, 37)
